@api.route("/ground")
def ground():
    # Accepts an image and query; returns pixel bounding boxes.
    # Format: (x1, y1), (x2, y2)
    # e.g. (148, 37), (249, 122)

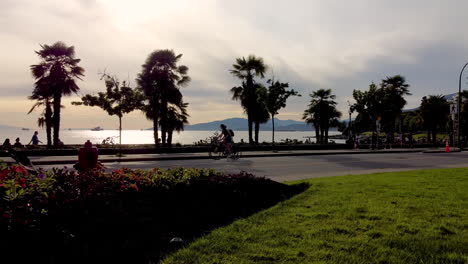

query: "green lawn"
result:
(163, 169), (468, 264)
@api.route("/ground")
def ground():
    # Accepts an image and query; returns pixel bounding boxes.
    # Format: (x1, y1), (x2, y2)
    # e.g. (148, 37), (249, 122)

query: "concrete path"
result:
(1, 148), (428, 165)
(30, 150), (468, 182)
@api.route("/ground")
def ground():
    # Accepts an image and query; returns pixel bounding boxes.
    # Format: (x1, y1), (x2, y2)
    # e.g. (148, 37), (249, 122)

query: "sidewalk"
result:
(0, 148), (439, 165)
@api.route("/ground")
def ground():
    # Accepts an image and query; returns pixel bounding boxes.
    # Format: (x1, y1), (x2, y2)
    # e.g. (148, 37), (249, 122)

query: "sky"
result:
(1, 0), (468, 129)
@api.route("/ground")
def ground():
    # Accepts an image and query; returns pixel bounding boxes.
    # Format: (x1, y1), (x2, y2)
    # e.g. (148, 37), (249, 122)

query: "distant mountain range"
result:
(185, 118), (315, 131)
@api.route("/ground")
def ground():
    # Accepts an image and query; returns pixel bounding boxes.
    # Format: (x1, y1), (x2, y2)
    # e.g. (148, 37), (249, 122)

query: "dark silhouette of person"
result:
(28, 131), (42, 145)
(13, 138), (24, 148)
(219, 124), (234, 154)
(2, 138), (11, 149)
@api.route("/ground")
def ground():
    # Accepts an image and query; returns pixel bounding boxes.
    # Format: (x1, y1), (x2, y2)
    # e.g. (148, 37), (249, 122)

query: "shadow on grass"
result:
(4, 173), (308, 264)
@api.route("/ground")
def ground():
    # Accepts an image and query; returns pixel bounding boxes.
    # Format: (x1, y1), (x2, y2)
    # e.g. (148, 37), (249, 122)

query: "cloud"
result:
(1, 0), (468, 128)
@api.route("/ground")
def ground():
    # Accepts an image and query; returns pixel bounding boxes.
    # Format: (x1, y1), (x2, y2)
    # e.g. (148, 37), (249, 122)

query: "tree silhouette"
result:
(420, 95), (449, 144)
(72, 73), (143, 145)
(258, 77), (300, 145)
(230, 55), (267, 144)
(137, 50), (190, 147)
(303, 89), (341, 144)
(166, 102), (189, 147)
(30, 42), (84, 146)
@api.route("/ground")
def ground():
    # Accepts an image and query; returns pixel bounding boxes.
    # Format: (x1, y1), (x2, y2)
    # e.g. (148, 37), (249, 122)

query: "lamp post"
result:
(347, 100), (352, 141)
(458, 62), (468, 149)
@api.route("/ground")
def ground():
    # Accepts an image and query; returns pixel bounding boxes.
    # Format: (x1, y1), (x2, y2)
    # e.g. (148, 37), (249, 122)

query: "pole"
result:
(458, 62), (468, 149)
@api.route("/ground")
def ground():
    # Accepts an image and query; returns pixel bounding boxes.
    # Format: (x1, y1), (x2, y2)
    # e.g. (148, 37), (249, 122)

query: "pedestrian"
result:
(13, 138), (23, 148)
(28, 131), (42, 145)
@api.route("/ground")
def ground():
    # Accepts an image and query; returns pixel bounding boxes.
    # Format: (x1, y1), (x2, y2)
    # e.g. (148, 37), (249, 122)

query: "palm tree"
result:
(229, 55), (267, 144)
(166, 102), (189, 147)
(28, 88), (53, 147)
(352, 83), (385, 148)
(30, 42), (84, 146)
(136, 50), (190, 147)
(302, 89), (340, 144)
(420, 95), (449, 144)
(380, 75), (411, 143)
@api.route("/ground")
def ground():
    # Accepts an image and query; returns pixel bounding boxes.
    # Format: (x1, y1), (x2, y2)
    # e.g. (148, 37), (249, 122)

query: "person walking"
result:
(28, 131), (42, 145)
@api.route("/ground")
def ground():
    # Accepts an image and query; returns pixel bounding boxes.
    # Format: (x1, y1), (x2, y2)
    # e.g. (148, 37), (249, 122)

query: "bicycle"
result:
(208, 134), (241, 160)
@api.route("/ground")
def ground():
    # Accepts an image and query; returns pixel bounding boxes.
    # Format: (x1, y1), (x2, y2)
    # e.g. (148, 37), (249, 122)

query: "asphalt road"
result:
(41, 151), (468, 182)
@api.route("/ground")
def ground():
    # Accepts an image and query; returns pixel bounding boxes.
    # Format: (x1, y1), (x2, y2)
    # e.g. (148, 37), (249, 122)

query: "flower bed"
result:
(0, 162), (306, 263)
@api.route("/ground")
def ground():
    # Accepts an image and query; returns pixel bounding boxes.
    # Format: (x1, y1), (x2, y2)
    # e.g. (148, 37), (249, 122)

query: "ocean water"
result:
(0, 128), (343, 145)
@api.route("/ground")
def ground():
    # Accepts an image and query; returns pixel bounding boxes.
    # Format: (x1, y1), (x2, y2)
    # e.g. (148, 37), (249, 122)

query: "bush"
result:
(0, 162), (305, 263)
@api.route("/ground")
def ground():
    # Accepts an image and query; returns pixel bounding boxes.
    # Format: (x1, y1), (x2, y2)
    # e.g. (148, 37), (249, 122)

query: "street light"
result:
(458, 62), (468, 149)
(347, 100), (352, 141)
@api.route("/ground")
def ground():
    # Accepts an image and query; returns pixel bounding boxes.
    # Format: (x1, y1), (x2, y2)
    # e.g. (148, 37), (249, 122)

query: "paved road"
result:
(40, 151), (468, 182)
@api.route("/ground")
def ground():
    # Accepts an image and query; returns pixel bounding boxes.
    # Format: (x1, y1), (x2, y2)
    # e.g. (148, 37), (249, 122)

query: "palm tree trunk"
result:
(320, 125), (325, 144)
(271, 115), (275, 146)
(153, 96), (159, 148)
(432, 126), (437, 145)
(119, 116), (122, 145)
(45, 101), (52, 148)
(427, 129), (431, 143)
(53, 91), (61, 147)
(325, 124), (329, 144)
(255, 121), (260, 144)
(248, 114), (254, 144)
(160, 100), (168, 147)
(168, 129), (173, 147)
(314, 122), (320, 144)
(153, 118), (159, 147)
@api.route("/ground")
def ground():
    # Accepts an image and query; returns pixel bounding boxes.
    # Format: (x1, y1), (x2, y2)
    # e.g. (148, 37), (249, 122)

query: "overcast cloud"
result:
(1, 0), (468, 129)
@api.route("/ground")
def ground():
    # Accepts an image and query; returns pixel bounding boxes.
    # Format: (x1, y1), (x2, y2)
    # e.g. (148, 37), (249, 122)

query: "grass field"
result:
(163, 169), (468, 264)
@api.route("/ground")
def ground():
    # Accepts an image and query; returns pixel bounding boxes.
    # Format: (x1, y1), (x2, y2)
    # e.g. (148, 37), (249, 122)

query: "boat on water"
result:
(91, 126), (104, 131)
(21, 128), (30, 131)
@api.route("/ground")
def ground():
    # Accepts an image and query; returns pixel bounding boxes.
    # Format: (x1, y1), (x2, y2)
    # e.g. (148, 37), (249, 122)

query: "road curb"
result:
(30, 149), (427, 166)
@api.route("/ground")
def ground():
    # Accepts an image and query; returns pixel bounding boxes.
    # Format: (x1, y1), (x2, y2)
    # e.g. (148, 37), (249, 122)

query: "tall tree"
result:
(230, 81), (268, 144)
(380, 75), (411, 143)
(303, 89), (341, 144)
(257, 78), (300, 145)
(30, 42), (84, 146)
(229, 55), (267, 144)
(352, 83), (385, 148)
(136, 50), (190, 147)
(72, 73), (143, 145)
(420, 95), (449, 144)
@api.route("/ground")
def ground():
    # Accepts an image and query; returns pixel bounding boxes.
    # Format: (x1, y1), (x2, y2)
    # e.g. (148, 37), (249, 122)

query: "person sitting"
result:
(2, 138), (11, 149)
(13, 138), (23, 148)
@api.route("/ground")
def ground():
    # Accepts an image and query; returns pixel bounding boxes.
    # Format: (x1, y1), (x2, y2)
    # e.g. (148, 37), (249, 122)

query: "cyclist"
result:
(219, 124), (234, 155)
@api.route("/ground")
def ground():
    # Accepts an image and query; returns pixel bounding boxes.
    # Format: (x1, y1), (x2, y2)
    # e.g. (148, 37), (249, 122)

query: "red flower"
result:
(0, 169), (9, 181)
(17, 178), (27, 188)
(12, 165), (27, 176)
(2, 213), (11, 219)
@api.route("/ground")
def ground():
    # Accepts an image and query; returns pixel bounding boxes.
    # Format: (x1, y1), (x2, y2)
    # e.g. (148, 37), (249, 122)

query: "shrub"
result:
(0, 162), (305, 263)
